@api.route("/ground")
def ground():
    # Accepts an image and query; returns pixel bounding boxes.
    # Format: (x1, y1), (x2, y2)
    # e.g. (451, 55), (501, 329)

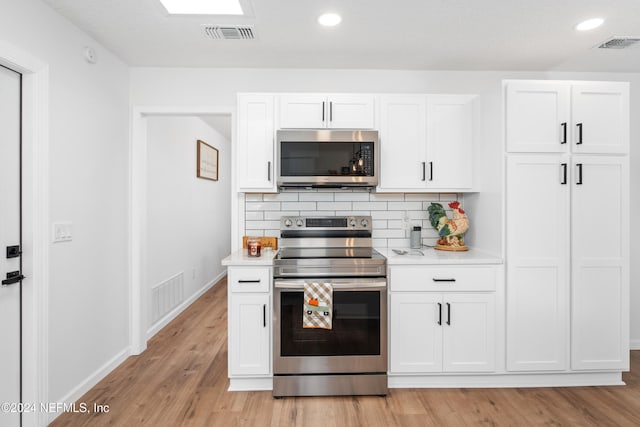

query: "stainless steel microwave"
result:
(276, 129), (379, 188)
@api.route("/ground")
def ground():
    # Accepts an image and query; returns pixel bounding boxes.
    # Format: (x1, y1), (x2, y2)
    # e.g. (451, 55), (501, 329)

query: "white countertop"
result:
(222, 247), (502, 267)
(376, 247), (503, 265)
(221, 249), (278, 266)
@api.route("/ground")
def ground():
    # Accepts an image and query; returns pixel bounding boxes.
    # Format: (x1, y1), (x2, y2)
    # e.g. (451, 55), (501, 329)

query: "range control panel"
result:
(280, 216), (371, 231)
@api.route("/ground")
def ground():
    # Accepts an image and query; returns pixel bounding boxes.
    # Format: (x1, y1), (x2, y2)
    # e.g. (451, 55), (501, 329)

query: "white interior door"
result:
(0, 64), (22, 426)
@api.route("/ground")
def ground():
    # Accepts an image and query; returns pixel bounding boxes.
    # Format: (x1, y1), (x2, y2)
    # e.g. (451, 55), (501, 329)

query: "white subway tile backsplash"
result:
(405, 193), (440, 201)
(246, 202), (281, 211)
(244, 191), (462, 246)
(371, 211), (405, 220)
(299, 192), (334, 202)
(352, 201), (388, 211)
(407, 210), (429, 220)
(281, 201), (317, 211)
(370, 193), (405, 201)
(317, 201), (352, 211)
(373, 229), (405, 239)
(387, 220), (403, 229)
(372, 220), (387, 229)
(264, 192), (299, 202)
(335, 192), (369, 201)
(264, 211), (298, 220)
(301, 210), (333, 216)
(246, 220), (281, 230)
(245, 211), (264, 221)
(336, 211), (370, 216)
(372, 239), (388, 248)
(245, 194), (264, 202)
(387, 201), (423, 211)
(439, 193), (459, 201)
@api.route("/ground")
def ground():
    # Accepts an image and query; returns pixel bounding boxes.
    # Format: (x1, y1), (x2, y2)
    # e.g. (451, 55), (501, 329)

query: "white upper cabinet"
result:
(237, 94), (276, 192)
(378, 94), (475, 191)
(571, 83), (629, 154)
(426, 95), (475, 189)
(378, 95), (427, 190)
(279, 94), (375, 129)
(505, 81), (570, 153)
(505, 80), (629, 154)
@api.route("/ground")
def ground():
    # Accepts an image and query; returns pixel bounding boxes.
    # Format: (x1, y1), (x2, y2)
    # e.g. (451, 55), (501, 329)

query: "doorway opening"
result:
(130, 108), (233, 353)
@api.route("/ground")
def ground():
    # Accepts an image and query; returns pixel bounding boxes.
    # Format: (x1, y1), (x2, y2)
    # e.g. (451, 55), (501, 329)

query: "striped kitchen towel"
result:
(303, 282), (333, 330)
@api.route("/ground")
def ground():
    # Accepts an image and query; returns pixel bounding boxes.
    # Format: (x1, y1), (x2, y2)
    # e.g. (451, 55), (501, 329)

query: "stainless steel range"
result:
(273, 216), (388, 397)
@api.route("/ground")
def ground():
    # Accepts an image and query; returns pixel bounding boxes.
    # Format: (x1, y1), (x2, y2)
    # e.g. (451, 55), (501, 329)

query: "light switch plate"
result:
(52, 222), (73, 243)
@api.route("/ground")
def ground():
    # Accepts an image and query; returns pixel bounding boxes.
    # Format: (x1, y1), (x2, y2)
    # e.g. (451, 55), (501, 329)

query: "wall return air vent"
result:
(597, 36), (640, 49)
(203, 25), (255, 40)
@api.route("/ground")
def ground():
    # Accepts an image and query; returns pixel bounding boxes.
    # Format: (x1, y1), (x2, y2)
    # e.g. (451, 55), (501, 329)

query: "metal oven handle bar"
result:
(275, 278), (386, 290)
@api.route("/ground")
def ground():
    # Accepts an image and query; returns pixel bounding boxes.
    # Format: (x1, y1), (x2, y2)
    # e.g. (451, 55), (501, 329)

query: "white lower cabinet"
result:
(228, 266), (271, 377)
(389, 266), (497, 374)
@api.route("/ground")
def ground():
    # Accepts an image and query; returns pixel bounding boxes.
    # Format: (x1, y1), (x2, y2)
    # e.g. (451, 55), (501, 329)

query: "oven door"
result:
(273, 278), (387, 375)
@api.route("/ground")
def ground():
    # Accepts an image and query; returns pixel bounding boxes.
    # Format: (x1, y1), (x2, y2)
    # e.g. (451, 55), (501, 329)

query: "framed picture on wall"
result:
(197, 139), (218, 181)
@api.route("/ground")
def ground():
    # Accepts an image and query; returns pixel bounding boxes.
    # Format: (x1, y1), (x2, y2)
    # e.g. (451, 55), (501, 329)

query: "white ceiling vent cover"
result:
(203, 25), (255, 40)
(597, 36), (640, 49)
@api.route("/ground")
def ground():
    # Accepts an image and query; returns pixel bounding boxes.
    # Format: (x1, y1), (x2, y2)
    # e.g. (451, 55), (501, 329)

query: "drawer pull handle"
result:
(238, 279), (261, 283)
(432, 278), (456, 282)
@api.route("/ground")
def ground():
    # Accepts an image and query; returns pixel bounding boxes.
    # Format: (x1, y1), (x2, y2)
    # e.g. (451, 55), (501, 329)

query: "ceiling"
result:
(42, 0), (640, 72)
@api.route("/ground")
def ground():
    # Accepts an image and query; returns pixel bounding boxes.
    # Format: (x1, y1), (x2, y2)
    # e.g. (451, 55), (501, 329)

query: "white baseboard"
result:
(388, 371), (624, 388)
(229, 377), (273, 391)
(147, 271), (225, 339)
(631, 339), (640, 350)
(48, 347), (130, 424)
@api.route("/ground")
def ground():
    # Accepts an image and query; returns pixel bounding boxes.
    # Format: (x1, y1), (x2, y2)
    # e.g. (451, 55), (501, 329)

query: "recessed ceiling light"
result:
(318, 13), (342, 27)
(575, 18), (604, 31)
(159, 0), (243, 15)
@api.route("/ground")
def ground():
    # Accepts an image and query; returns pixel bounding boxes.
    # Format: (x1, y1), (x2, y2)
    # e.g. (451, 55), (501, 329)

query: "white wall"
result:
(146, 116), (230, 330)
(130, 67), (640, 347)
(0, 0), (130, 410)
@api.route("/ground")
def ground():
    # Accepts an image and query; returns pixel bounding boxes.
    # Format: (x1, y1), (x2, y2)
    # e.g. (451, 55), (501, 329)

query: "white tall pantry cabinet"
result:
(504, 80), (629, 374)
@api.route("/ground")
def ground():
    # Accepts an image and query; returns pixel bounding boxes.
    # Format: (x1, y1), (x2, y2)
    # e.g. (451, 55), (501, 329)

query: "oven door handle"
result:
(274, 279), (387, 290)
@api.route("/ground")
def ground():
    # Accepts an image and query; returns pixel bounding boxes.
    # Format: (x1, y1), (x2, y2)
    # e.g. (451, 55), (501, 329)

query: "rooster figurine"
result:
(427, 201), (469, 251)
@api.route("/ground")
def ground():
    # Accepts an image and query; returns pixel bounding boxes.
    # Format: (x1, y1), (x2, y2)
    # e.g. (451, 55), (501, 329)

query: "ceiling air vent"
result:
(597, 36), (640, 49)
(203, 25), (255, 40)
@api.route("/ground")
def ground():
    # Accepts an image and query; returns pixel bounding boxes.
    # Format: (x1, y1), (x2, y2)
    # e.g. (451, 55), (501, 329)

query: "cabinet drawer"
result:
(228, 267), (271, 293)
(390, 266), (496, 292)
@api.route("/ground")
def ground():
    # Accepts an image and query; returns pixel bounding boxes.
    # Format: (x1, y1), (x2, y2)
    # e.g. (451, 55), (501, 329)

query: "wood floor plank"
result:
(51, 277), (640, 426)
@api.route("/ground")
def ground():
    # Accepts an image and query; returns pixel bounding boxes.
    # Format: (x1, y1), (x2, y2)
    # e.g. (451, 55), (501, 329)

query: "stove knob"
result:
(284, 219), (293, 227)
(296, 219), (304, 227)
(349, 218), (357, 227)
(361, 218), (369, 228)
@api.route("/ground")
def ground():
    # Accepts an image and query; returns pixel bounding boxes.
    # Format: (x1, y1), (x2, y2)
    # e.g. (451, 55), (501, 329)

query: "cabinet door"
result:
(505, 81), (570, 153)
(229, 293), (270, 376)
(506, 154), (570, 371)
(237, 94), (276, 191)
(279, 94), (326, 128)
(571, 83), (629, 154)
(326, 94), (375, 129)
(426, 94), (475, 189)
(442, 294), (495, 372)
(571, 156), (629, 370)
(389, 293), (442, 373)
(378, 95), (427, 190)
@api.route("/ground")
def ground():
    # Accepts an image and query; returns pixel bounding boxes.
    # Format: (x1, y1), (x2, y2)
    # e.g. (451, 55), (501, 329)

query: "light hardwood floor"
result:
(52, 277), (640, 426)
